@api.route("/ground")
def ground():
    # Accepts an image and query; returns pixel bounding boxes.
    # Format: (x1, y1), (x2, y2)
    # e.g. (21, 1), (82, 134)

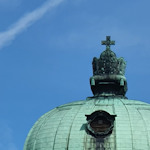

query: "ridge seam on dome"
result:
(52, 110), (69, 149)
(32, 109), (58, 150)
(137, 109), (150, 149)
(66, 104), (84, 149)
(119, 99), (134, 149)
(112, 97), (117, 150)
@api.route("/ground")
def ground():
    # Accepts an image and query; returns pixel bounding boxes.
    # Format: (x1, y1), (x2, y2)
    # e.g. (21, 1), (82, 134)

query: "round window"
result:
(85, 110), (116, 138)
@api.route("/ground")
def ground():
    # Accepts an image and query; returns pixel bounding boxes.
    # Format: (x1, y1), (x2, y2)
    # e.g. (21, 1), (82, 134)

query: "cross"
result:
(101, 36), (115, 50)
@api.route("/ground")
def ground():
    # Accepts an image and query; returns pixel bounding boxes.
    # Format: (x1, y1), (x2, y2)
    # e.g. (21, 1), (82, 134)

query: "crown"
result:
(90, 36), (127, 97)
(93, 36), (126, 76)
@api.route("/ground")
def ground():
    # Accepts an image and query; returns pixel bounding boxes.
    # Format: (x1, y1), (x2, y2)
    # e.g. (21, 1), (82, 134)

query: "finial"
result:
(101, 36), (115, 50)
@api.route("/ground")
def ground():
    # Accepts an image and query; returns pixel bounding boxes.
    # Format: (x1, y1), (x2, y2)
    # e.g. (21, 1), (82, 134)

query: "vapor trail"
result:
(0, 0), (64, 49)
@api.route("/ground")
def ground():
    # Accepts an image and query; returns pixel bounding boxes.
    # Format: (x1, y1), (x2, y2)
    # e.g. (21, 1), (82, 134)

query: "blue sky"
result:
(1, 0), (150, 149)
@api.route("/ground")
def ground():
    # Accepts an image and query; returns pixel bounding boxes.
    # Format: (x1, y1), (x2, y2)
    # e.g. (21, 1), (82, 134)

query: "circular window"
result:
(85, 110), (116, 138)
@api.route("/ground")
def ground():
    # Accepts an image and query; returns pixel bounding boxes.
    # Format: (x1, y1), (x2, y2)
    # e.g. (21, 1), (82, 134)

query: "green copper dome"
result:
(24, 36), (150, 150)
(24, 98), (150, 149)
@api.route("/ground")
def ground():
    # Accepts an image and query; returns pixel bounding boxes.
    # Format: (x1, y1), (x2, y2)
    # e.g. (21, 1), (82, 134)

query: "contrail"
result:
(0, 0), (64, 49)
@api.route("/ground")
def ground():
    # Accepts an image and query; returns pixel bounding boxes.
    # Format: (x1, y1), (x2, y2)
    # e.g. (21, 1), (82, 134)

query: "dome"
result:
(24, 98), (150, 149)
(24, 36), (150, 149)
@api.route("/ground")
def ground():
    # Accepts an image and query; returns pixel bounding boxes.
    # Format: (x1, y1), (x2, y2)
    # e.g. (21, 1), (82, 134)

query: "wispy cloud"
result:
(0, 0), (64, 49)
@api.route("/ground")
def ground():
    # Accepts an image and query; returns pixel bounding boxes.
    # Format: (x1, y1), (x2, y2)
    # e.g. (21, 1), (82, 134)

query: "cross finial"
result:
(101, 36), (115, 50)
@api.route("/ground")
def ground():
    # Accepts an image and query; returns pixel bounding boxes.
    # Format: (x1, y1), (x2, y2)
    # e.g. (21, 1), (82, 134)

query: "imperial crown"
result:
(93, 36), (126, 76)
(90, 36), (127, 97)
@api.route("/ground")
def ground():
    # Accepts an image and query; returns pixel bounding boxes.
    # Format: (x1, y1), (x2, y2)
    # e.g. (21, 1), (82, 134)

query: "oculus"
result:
(85, 110), (116, 138)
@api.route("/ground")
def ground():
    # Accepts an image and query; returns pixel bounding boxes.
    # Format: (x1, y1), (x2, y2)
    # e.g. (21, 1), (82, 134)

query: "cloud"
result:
(0, 0), (64, 49)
